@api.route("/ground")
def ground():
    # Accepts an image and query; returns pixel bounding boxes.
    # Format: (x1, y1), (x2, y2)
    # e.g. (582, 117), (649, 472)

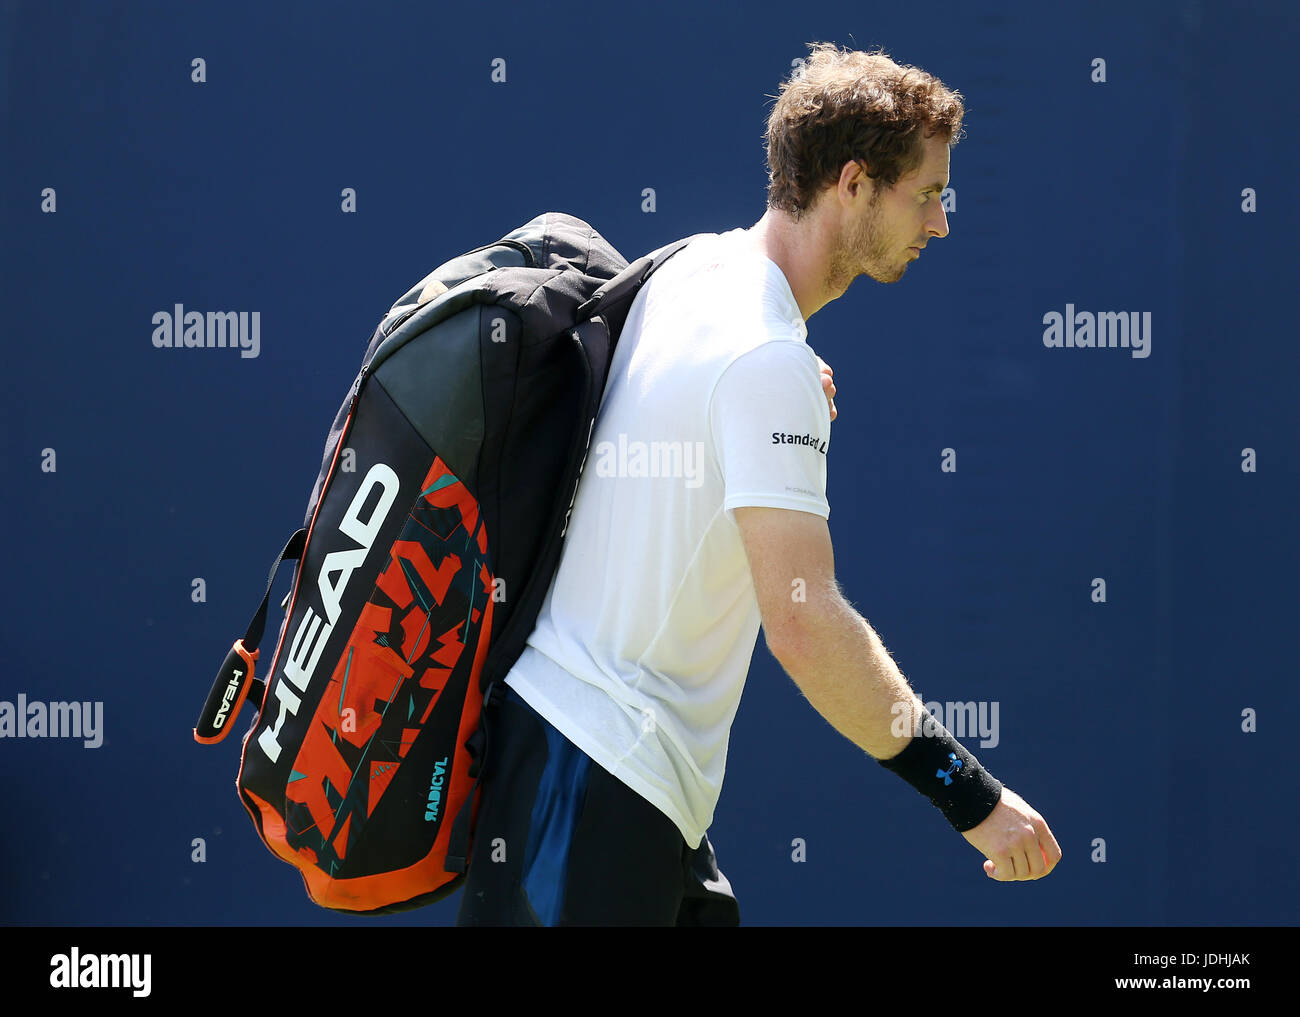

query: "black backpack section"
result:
(305, 211), (629, 689)
(302, 210), (701, 733)
(195, 211), (702, 912)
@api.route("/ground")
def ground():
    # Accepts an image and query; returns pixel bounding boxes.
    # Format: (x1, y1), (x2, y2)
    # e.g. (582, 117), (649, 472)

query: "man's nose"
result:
(929, 203), (949, 239)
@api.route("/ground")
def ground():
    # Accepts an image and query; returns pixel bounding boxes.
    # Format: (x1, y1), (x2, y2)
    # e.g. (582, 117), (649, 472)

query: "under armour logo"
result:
(937, 753), (962, 786)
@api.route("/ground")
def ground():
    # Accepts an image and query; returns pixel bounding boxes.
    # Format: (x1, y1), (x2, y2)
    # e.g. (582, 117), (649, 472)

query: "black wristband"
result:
(877, 710), (1003, 832)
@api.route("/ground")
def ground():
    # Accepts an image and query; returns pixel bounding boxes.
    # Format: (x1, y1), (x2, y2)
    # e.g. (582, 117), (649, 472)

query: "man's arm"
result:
(733, 505), (925, 758)
(733, 505), (1062, 881)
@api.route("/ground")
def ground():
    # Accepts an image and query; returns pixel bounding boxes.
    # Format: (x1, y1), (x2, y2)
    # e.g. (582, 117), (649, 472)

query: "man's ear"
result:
(840, 159), (875, 204)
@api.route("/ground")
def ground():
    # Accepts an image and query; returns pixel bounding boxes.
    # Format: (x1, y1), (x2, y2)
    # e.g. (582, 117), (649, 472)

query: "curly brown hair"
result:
(763, 42), (965, 218)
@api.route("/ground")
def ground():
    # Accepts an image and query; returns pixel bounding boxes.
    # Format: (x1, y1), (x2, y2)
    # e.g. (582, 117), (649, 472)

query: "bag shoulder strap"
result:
(576, 234), (706, 325)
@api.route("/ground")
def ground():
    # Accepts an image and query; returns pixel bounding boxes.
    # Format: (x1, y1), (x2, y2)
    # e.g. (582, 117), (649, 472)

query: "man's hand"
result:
(961, 786), (1062, 881)
(815, 354), (836, 421)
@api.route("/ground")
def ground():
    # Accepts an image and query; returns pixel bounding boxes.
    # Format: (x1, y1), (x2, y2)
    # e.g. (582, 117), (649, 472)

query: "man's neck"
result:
(743, 207), (839, 321)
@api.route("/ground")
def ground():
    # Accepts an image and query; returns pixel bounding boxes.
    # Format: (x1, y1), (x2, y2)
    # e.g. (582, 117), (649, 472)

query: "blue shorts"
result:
(454, 683), (740, 926)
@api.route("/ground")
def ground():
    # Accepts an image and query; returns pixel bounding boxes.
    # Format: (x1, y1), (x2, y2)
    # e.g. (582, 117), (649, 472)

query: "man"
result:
(455, 41), (1060, 927)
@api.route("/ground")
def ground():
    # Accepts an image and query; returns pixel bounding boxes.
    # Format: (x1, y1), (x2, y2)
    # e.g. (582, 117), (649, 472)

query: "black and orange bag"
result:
(193, 213), (696, 913)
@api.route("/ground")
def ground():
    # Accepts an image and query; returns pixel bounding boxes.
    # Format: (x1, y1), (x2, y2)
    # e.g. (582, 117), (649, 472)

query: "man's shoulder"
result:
(653, 234), (801, 325)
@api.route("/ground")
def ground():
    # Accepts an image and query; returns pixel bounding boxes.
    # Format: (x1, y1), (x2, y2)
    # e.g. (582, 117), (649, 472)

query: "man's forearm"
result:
(768, 589), (927, 761)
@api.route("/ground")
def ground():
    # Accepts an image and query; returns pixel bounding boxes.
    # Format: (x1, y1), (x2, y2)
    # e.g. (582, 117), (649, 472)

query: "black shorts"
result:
(454, 683), (740, 926)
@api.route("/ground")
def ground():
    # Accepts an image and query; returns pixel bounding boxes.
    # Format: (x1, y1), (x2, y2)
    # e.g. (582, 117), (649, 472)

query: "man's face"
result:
(828, 133), (951, 287)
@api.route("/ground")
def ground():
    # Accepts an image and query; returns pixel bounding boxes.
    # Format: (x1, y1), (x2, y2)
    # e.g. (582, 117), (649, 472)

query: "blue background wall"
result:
(2, 0), (1296, 926)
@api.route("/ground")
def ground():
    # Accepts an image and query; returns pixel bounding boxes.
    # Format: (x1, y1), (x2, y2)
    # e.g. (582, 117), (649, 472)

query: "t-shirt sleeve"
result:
(708, 340), (831, 521)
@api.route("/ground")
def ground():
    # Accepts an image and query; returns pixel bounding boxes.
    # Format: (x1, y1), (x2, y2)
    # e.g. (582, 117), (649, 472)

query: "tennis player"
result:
(455, 41), (1061, 927)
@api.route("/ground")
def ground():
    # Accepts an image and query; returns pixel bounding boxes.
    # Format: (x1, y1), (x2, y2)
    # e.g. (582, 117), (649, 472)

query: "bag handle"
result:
(193, 528), (307, 744)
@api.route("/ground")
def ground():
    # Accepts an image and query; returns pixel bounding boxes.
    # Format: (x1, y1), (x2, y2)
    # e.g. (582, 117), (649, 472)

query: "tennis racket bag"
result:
(193, 212), (699, 913)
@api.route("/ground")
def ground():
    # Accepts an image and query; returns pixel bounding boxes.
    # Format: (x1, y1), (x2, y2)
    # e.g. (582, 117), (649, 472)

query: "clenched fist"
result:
(961, 786), (1062, 881)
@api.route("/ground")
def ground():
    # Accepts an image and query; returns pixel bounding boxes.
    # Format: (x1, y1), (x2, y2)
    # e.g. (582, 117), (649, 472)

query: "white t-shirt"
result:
(503, 226), (832, 848)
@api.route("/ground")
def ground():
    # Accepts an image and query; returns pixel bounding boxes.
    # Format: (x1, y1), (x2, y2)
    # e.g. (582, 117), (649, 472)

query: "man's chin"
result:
(863, 264), (907, 284)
